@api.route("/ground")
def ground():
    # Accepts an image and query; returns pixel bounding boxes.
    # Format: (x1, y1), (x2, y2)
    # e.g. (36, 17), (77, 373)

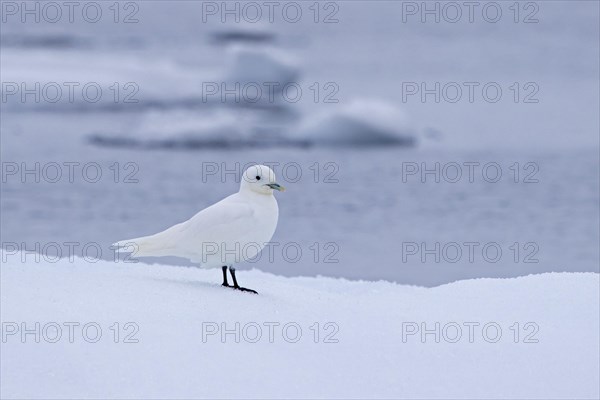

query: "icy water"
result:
(2, 111), (598, 286)
(1, 1), (599, 285)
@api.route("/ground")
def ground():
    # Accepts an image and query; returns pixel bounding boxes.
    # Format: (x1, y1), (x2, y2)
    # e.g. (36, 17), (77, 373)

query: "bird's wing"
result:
(114, 193), (259, 259)
(175, 194), (259, 247)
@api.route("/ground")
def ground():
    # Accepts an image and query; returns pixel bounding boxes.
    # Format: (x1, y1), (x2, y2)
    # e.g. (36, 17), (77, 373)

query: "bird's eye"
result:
(255, 176), (261, 181)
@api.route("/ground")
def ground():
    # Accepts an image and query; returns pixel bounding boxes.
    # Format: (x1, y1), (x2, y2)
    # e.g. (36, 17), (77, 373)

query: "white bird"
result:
(112, 164), (285, 294)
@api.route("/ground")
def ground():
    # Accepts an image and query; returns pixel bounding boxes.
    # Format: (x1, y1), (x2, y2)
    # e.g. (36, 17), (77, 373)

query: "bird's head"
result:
(240, 164), (285, 195)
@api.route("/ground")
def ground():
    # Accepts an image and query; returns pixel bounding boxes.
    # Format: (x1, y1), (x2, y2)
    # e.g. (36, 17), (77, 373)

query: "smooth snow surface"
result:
(1, 254), (598, 399)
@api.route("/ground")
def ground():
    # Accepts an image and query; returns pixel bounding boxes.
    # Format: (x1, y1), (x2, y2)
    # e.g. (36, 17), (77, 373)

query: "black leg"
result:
(229, 267), (239, 287)
(221, 266), (230, 287)
(229, 267), (258, 294)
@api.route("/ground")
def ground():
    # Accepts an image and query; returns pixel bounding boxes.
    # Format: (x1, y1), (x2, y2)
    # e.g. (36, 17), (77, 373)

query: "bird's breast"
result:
(251, 196), (279, 244)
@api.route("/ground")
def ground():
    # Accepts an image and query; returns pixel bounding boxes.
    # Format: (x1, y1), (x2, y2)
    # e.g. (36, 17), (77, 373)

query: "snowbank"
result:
(1, 254), (598, 399)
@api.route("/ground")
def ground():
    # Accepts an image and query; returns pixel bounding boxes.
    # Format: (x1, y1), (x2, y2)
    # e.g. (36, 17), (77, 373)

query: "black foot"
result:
(234, 285), (258, 294)
(220, 283), (258, 294)
(225, 267), (258, 294)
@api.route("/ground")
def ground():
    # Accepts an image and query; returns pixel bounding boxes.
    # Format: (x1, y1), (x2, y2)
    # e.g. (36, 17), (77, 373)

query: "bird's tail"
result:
(111, 234), (169, 258)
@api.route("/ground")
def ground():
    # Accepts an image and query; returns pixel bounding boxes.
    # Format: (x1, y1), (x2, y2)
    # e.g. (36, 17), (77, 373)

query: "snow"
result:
(1, 254), (598, 399)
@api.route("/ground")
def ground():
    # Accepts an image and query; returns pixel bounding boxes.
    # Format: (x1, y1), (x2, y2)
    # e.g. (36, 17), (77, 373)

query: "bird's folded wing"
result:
(179, 197), (258, 244)
(135, 196), (259, 255)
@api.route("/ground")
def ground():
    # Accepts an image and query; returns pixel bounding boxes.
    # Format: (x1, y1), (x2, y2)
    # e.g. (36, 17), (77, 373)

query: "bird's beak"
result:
(266, 183), (285, 192)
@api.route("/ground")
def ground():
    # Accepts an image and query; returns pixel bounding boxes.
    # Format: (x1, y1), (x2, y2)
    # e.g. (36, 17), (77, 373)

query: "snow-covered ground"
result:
(2, 254), (598, 399)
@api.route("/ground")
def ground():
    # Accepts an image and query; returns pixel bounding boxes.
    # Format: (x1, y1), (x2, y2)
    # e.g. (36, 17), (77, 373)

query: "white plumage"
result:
(112, 165), (284, 293)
